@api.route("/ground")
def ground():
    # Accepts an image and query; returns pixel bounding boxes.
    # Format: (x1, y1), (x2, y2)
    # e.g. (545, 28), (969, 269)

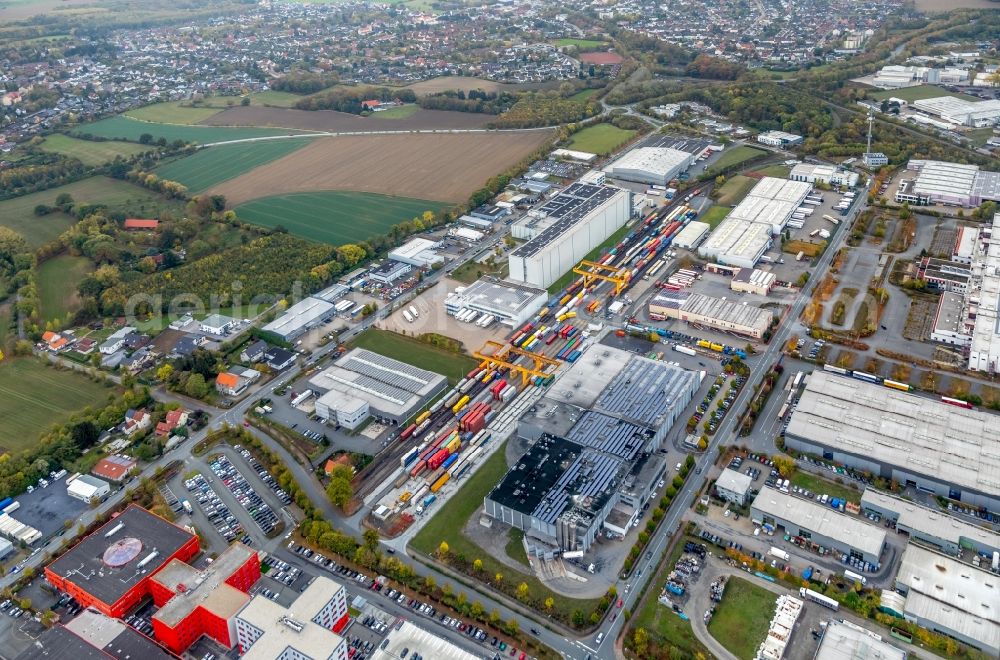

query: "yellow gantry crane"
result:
(572, 260), (630, 297)
(473, 340), (561, 386)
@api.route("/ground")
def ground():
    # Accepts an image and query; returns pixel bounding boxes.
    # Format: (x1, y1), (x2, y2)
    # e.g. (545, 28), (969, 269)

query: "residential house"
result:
(75, 337), (97, 354)
(92, 455), (137, 483)
(123, 218), (159, 231)
(155, 409), (189, 438)
(121, 408), (152, 435)
(241, 340), (268, 363)
(215, 372), (248, 396)
(100, 326), (136, 354)
(170, 334), (206, 357)
(169, 314), (195, 330)
(124, 346), (156, 373)
(265, 347), (296, 370)
(41, 331), (69, 351)
(122, 332), (150, 350)
(200, 314), (236, 336)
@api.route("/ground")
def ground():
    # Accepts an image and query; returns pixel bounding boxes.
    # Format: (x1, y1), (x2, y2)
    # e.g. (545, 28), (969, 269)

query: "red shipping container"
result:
(409, 460), (426, 477)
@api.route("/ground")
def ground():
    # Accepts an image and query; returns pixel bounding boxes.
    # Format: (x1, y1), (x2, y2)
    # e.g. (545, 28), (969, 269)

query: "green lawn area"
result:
(449, 258), (508, 285)
(707, 577), (777, 660)
(411, 439), (602, 622)
(965, 127), (997, 147)
(0, 359), (113, 454)
(37, 256), (93, 322)
(126, 101), (225, 125)
(369, 104), (420, 120)
(194, 91), (307, 108)
(504, 529), (529, 567)
(552, 38), (606, 49)
(700, 205), (731, 229)
(789, 469), (862, 504)
(631, 535), (711, 658)
(39, 134), (150, 167)
(705, 146), (768, 176)
(570, 88), (599, 102)
(0, 303), (12, 351)
(235, 191), (448, 246)
(714, 174), (758, 206)
(547, 222), (632, 293)
(349, 328), (478, 385)
(869, 84), (978, 102)
(74, 115), (302, 145)
(155, 139), (313, 192)
(752, 164), (792, 178)
(0, 176), (185, 248)
(566, 123), (636, 155)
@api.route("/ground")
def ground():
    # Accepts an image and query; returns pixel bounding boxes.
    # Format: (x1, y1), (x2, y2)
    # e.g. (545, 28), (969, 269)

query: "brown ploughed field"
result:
(211, 131), (553, 205)
(199, 106), (490, 131)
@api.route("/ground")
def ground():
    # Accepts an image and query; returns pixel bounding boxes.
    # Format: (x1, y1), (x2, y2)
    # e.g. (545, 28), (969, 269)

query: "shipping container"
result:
(430, 473), (450, 493)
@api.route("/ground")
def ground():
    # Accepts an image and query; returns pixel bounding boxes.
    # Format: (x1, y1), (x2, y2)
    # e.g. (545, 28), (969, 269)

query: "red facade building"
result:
(44, 505), (199, 619)
(150, 543), (260, 654)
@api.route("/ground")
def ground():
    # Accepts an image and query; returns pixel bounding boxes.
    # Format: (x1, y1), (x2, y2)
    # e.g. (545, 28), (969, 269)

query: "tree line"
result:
(293, 86), (417, 114)
(487, 92), (599, 129)
(416, 89), (517, 115)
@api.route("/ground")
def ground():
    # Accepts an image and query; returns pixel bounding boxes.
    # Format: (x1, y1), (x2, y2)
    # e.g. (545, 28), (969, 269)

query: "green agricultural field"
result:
(155, 139), (313, 192)
(566, 123), (636, 155)
(369, 104), (420, 120)
(707, 577), (777, 660)
(700, 205), (731, 229)
(0, 177), (184, 248)
(126, 101), (224, 125)
(715, 174), (757, 206)
(0, 359), (113, 453)
(349, 329), (477, 385)
(74, 116), (302, 145)
(235, 191), (448, 245)
(869, 85), (978, 102)
(570, 88), (599, 102)
(705, 145), (768, 175)
(37, 256), (93, 322)
(39, 134), (150, 167)
(553, 38), (606, 49)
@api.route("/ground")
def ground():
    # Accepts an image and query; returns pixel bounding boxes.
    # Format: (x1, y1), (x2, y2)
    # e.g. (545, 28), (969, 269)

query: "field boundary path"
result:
(200, 126), (555, 147)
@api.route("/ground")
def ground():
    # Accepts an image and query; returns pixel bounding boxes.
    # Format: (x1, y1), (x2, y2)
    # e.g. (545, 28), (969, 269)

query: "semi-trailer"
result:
(674, 345), (697, 356)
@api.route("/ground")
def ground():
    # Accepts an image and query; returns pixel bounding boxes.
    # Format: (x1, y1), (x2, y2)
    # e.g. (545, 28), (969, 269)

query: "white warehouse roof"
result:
(262, 296), (335, 339)
(604, 147), (692, 183)
(672, 221), (710, 249)
(896, 544), (1000, 653)
(727, 176), (813, 234)
(752, 486), (886, 558)
(698, 216), (772, 267)
(788, 370), (1000, 500)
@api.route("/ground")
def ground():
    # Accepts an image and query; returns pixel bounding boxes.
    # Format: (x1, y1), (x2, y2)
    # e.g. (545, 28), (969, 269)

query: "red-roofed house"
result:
(41, 331), (69, 351)
(92, 455), (138, 482)
(75, 337), (97, 354)
(361, 99), (381, 110)
(155, 409), (189, 438)
(215, 372), (247, 396)
(124, 218), (159, 231)
(122, 408), (152, 435)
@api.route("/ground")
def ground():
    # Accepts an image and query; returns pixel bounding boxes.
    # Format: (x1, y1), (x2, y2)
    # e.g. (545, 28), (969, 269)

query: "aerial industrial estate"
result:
(1, 2), (1000, 660)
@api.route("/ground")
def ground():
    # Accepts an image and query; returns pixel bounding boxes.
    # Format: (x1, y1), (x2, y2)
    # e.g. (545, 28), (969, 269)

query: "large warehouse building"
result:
(602, 146), (694, 186)
(45, 505), (201, 619)
(860, 488), (1000, 557)
(784, 370), (1000, 512)
(262, 296), (335, 342)
(912, 96), (1000, 128)
(309, 348), (447, 427)
(697, 217), (773, 269)
(649, 291), (773, 338)
(894, 544), (999, 653)
(508, 181), (631, 289)
(388, 237), (444, 268)
(726, 176), (813, 234)
(894, 160), (1000, 208)
(672, 221), (711, 249)
(750, 487), (887, 564)
(444, 277), (548, 328)
(484, 345), (700, 557)
(789, 163), (859, 188)
(16, 608), (177, 660)
(814, 620), (905, 660)
(967, 214), (1000, 372)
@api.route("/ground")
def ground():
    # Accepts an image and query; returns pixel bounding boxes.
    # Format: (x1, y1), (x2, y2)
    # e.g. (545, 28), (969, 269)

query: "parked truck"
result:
(416, 494), (437, 514)
(769, 547), (790, 562)
(182, 500), (193, 514)
(674, 344), (697, 357)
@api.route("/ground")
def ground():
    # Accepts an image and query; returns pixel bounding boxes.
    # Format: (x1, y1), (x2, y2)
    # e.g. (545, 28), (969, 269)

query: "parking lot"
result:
(207, 455), (281, 537)
(184, 473), (247, 543)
